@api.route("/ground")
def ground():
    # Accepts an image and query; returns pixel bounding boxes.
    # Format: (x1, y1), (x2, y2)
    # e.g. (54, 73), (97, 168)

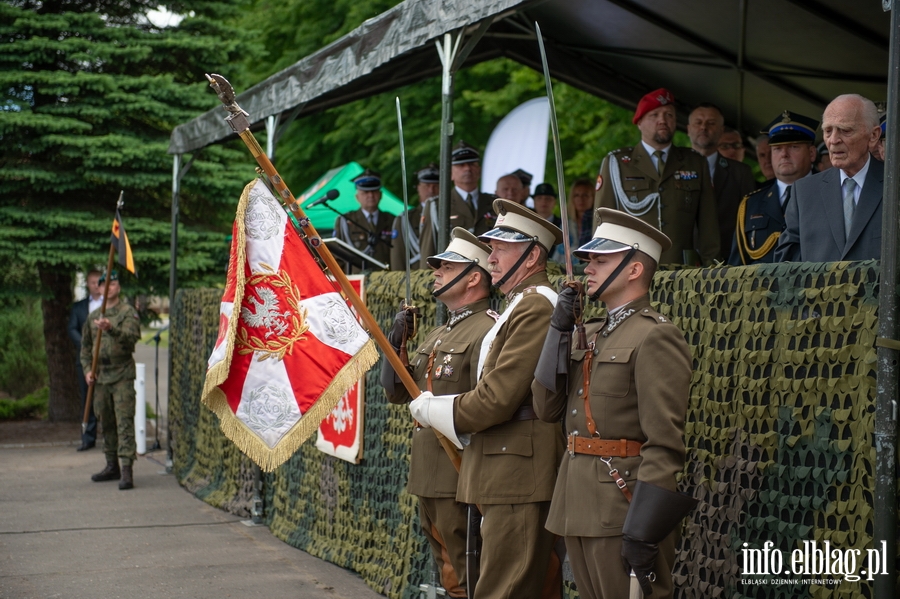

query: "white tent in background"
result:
(481, 97), (549, 198)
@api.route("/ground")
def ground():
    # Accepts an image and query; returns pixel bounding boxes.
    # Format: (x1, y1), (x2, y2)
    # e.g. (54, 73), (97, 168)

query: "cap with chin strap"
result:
(478, 199), (562, 288)
(427, 228), (491, 298)
(576, 208), (671, 301)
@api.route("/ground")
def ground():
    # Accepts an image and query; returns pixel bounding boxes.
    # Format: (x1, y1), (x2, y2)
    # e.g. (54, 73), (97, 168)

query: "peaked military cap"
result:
(512, 168), (533, 187)
(766, 110), (819, 146)
(99, 270), (118, 283)
(416, 162), (440, 183)
(451, 140), (480, 165)
(478, 199), (562, 253)
(575, 208), (671, 263)
(426, 227), (491, 270)
(533, 182), (556, 197)
(353, 168), (382, 191)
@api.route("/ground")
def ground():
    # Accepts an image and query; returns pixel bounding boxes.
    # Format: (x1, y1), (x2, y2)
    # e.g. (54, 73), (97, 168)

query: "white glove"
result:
(410, 391), (464, 450)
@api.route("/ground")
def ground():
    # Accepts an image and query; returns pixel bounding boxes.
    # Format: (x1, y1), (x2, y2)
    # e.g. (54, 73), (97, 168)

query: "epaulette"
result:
(742, 186), (767, 201)
(638, 307), (670, 324)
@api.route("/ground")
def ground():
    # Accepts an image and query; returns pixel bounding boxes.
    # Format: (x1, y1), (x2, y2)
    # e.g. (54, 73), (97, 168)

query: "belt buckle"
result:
(567, 432), (577, 457)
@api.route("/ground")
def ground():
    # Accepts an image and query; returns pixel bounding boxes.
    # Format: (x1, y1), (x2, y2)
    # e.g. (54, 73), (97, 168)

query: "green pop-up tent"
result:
(295, 162), (405, 234)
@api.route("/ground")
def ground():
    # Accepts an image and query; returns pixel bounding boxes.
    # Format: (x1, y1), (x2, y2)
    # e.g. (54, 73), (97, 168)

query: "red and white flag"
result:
(202, 179), (378, 472)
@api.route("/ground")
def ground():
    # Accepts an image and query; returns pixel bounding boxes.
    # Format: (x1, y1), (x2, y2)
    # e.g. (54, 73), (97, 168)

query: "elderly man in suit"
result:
(775, 94), (883, 262)
(687, 103), (756, 262)
(595, 88), (720, 266)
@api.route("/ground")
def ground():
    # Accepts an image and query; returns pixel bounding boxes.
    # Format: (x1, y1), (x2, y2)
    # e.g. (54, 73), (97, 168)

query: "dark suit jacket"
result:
(68, 298), (90, 352)
(712, 155), (757, 262)
(775, 159), (883, 262)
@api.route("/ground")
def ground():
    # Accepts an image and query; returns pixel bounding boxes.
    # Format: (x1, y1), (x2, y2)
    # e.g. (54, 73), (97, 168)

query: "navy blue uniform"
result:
(728, 179), (785, 265)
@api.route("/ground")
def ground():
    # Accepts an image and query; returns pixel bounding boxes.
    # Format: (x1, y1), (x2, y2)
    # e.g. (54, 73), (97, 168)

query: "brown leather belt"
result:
(510, 405), (538, 421)
(566, 435), (643, 458)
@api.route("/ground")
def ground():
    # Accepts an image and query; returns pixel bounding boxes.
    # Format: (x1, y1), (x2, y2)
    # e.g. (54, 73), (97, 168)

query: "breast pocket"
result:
(480, 433), (535, 497)
(589, 348), (633, 398)
(745, 213), (771, 233)
(674, 178), (701, 212)
(411, 342), (436, 382)
(623, 178), (650, 195)
(433, 342), (470, 384)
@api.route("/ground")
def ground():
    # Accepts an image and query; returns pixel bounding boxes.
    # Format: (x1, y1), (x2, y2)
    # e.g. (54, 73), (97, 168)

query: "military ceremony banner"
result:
(202, 179), (379, 472)
(316, 274), (366, 464)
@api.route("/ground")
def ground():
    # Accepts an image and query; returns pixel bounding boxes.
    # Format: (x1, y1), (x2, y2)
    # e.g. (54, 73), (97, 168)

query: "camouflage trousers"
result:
(94, 377), (136, 466)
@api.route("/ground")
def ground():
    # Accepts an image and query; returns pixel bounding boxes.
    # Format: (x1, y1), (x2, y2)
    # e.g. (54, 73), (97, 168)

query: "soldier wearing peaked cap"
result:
(532, 208), (694, 599)
(334, 168), (394, 269)
(729, 111), (819, 265)
(81, 270), (142, 490)
(390, 163), (440, 271)
(382, 228), (496, 599)
(410, 200), (566, 599)
(595, 88), (720, 265)
(419, 141), (497, 268)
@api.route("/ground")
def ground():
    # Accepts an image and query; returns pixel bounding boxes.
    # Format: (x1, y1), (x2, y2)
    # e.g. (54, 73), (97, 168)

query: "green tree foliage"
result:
(0, 0), (259, 419)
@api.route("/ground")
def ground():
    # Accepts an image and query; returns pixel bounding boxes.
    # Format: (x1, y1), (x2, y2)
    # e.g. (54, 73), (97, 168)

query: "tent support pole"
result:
(875, 3), (899, 597)
(167, 152), (195, 472)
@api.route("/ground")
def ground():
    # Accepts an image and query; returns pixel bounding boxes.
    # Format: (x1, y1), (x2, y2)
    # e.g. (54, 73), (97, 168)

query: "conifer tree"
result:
(0, 0), (257, 418)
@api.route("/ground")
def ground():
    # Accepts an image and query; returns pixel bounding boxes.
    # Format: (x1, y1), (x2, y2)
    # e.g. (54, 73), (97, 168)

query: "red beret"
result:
(632, 88), (675, 124)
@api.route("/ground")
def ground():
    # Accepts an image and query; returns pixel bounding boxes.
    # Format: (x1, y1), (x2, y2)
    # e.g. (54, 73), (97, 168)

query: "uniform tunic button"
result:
(659, 186), (664, 192)
(577, 389), (583, 396)
(502, 447), (507, 452)
(593, 349), (600, 355)
(611, 356), (616, 361)
(624, 470), (630, 476)
(572, 409), (578, 415)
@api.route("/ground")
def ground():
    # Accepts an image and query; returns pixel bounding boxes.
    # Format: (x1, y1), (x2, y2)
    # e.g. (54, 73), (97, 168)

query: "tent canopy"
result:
(169, 0), (889, 155)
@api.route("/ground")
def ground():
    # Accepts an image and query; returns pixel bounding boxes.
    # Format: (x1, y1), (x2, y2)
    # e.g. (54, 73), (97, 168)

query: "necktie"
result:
(782, 185), (791, 209)
(653, 150), (665, 175)
(368, 213), (377, 229)
(842, 178), (857, 241)
(466, 193), (476, 216)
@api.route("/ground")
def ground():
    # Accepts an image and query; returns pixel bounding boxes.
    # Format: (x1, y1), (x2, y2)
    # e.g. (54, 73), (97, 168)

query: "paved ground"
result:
(0, 343), (385, 599)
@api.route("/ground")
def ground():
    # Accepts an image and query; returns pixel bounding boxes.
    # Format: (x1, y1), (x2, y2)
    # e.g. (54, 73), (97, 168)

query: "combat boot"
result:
(91, 461), (121, 482)
(118, 464), (134, 490)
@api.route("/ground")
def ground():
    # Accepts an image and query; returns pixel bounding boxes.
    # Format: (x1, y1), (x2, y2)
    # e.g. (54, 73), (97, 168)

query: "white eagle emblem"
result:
(241, 286), (291, 337)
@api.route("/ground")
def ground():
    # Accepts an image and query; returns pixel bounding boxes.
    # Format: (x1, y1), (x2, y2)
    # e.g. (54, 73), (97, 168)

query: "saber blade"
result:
(396, 97), (412, 304)
(535, 22), (573, 281)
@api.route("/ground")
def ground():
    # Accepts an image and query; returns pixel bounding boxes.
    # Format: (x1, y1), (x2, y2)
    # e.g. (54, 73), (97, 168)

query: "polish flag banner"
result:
(202, 179), (378, 472)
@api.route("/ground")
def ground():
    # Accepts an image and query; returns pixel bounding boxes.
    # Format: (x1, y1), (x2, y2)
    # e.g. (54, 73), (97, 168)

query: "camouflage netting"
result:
(169, 260), (892, 599)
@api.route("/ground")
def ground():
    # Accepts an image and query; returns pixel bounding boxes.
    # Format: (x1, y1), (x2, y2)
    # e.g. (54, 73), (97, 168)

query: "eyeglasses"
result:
(718, 142), (744, 150)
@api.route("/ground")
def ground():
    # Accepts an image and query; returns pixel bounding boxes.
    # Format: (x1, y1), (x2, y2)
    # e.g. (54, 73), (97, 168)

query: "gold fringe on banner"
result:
(200, 178), (380, 472)
(202, 339), (379, 472)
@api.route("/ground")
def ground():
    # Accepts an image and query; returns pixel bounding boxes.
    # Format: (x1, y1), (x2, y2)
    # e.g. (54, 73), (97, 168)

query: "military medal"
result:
(621, 156), (631, 163)
(434, 365), (443, 379)
(441, 354), (454, 378)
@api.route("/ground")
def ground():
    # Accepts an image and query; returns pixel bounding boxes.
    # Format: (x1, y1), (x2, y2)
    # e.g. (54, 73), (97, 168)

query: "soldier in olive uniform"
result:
(382, 228), (496, 598)
(532, 209), (693, 599)
(334, 169), (394, 269)
(80, 271), (142, 490)
(594, 88), (720, 266)
(729, 111), (819, 265)
(390, 163), (440, 271)
(419, 142), (497, 268)
(411, 200), (565, 599)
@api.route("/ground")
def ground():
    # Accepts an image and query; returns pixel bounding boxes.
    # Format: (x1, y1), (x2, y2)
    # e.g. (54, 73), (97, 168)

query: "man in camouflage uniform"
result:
(382, 228), (496, 598)
(81, 271), (142, 490)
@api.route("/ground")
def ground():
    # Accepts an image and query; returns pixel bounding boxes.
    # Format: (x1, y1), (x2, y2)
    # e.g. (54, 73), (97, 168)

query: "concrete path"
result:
(0, 343), (384, 599)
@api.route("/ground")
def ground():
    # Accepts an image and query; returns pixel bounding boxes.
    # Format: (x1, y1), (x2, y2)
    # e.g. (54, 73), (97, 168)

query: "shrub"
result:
(0, 386), (49, 420)
(0, 299), (48, 398)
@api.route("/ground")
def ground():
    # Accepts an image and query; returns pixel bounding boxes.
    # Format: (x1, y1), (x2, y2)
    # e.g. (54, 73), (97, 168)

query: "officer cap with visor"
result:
(417, 163), (440, 184)
(576, 208), (671, 300)
(451, 141), (480, 165)
(765, 110), (819, 146)
(478, 199), (563, 288)
(426, 227), (491, 298)
(353, 168), (382, 191)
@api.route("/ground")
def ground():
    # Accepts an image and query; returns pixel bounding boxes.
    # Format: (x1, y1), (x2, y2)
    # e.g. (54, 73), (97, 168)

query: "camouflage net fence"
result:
(169, 260), (890, 599)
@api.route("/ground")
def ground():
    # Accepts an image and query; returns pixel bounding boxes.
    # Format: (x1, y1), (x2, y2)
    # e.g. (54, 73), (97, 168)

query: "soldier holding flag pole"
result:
(81, 195), (140, 490)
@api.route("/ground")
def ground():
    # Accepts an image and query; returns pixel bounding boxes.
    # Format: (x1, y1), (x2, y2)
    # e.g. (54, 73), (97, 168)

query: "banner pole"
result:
(205, 74), (461, 468)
